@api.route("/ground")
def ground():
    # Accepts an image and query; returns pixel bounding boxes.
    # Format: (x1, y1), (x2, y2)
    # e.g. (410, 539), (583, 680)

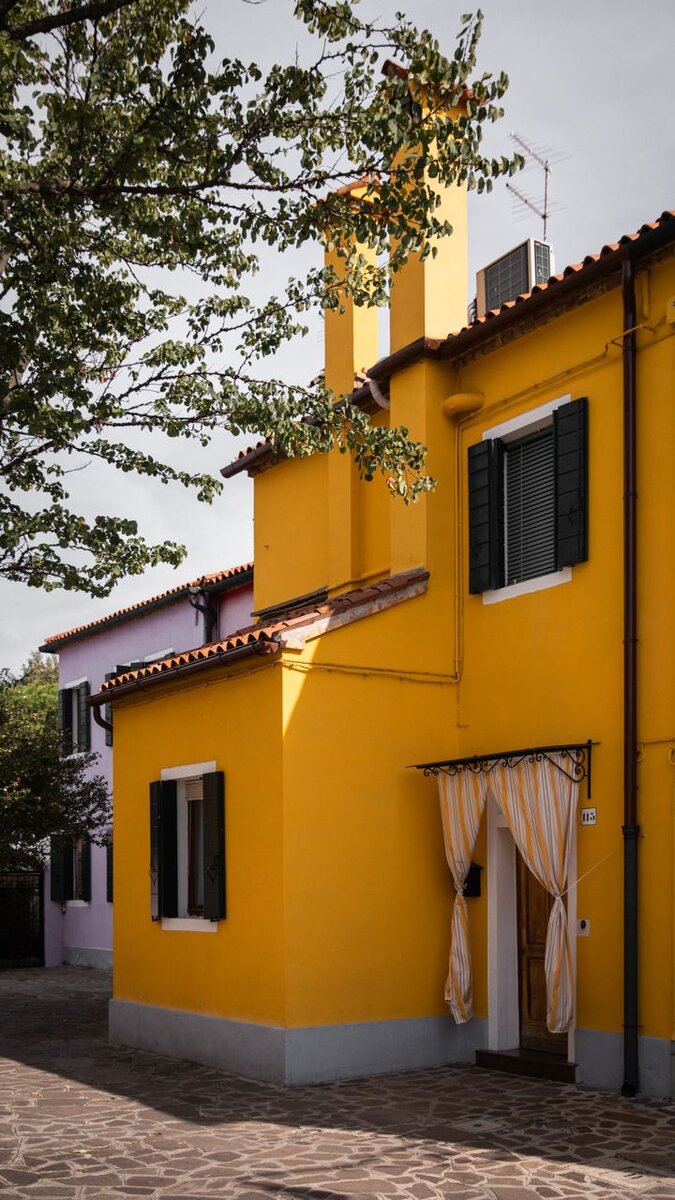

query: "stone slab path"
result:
(0, 969), (674, 1199)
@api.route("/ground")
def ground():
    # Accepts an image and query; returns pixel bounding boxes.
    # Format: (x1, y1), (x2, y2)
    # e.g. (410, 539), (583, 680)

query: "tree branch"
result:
(0, 0), (21, 20)
(3, 0), (140, 41)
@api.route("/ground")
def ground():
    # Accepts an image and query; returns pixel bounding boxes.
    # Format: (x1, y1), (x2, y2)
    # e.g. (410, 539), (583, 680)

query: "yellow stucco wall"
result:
(253, 453), (329, 612)
(113, 664), (286, 1025)
(452, 268), (675, 1041)
(112, 248), (675, 1049)
(279, 600), (468, 1028)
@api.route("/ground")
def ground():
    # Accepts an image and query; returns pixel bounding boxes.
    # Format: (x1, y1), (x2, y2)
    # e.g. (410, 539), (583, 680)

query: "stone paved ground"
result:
(0, 969), (674, 1200)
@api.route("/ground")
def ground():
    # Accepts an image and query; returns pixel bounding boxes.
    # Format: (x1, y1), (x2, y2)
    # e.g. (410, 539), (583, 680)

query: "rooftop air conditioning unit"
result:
(474, 238), (554, 320)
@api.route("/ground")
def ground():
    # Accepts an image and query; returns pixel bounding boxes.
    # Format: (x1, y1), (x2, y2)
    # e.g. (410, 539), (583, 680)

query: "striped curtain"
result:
(492, 753), (577, 1033)
(437, 770), (488, 1023)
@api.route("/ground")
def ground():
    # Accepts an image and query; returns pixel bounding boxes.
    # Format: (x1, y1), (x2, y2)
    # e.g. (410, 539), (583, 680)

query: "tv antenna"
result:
(506, 132), (565, 243)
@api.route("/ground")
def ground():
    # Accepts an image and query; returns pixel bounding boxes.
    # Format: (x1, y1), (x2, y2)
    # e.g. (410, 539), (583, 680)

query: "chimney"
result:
(323, 183), (378, 397)
(322, 183), (379, 588)
(384, 63), (468, 353)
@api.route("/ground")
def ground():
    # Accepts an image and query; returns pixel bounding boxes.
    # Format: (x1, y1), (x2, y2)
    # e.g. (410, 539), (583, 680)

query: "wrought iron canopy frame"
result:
(412, 740), (595, 797)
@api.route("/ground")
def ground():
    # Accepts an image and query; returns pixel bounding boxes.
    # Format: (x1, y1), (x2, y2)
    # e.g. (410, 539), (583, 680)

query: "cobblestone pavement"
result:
(1, 969), (674, 1200)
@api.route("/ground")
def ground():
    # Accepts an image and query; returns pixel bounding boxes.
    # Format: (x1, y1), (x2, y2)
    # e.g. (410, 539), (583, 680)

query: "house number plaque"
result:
(581, 807), (597, 826)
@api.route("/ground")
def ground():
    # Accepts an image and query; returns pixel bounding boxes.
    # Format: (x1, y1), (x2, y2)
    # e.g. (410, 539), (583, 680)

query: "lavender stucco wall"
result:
(218, 586), (254, 639)
(44, 581), (253, 967)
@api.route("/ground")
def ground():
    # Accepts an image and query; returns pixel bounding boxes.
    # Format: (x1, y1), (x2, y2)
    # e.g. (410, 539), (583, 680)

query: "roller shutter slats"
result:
(505, 430), (556, 585)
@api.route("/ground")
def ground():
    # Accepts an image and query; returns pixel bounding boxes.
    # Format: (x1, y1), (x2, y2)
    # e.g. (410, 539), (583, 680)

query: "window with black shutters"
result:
(49, 836), (91, 903)
(150, 770), (225, 923)
(57, 681), (90, 754)
(468, 397), (588, 595)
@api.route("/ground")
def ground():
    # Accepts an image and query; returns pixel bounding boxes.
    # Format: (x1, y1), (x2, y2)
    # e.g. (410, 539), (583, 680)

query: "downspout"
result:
(621, 254), (639, 1096)
(188, 586), (217, 644)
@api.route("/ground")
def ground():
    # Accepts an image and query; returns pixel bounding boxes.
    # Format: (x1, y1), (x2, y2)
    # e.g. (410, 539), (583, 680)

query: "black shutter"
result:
(554, 397), (588, 567)
(57, 689), (72, 755)
(159, 781), (178, 918)
(149, 779), (178, 920)
(202, 771), (226, 921)
(50, 836), (65, 903)
(106, 836), (113, 903)
(150, 781), (161, 920)
(80, 838), (91, 901)
(50, 836), (73, 903)
(77, 682), (91, 751)
(468, 440), (504, 594)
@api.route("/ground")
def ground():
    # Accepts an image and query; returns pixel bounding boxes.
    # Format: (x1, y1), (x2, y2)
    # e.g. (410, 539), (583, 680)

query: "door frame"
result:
(487, 795), (576, 1061)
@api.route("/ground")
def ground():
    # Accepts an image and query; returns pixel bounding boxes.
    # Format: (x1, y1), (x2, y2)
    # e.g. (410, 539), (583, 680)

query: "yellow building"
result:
(92, 193), (675, 1097)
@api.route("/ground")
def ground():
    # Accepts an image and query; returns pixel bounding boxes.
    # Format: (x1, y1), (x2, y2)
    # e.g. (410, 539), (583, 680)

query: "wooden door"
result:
(516, 854), (567, 1056)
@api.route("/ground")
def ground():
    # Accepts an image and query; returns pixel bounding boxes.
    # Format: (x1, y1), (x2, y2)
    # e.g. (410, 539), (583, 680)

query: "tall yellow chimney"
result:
(323, 184), (379, 588)
(389, 176), (468, 352)
(384, 63), (468, 353)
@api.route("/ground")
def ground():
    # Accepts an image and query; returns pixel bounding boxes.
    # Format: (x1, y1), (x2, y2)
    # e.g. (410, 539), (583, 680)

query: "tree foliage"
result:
(20, 647), (58, 683)
(0, 665), (109, 868)
(0, 0), (520, 595)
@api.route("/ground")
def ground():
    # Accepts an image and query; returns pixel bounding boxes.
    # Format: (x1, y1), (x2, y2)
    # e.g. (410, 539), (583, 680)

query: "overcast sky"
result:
(3, 0), (674, 672)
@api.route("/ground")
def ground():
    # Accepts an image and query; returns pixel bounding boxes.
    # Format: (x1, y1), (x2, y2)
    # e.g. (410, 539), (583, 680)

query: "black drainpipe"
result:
(189, 586), (217, 644)
(621, 255), (639, 1097)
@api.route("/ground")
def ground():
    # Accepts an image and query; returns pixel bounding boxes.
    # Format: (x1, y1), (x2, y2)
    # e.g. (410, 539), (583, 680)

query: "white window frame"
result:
(481, 394), (574, 605)
(159, 761), (217, 932)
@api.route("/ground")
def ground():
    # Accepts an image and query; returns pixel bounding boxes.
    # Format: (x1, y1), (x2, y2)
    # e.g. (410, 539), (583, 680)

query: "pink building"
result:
(40, 563), (253, 967)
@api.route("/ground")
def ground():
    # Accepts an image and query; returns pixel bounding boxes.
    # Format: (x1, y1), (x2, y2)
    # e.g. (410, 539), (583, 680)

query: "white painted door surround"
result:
(486, 794), (577, 1061)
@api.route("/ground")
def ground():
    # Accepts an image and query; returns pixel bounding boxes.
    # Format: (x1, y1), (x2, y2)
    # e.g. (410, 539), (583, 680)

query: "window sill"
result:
(65, 899), (89, 907)
(160, 917), (218, 933)
(483, 567), (572, 605)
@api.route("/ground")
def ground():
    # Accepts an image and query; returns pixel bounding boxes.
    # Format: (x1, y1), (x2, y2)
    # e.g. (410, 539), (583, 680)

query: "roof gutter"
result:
(41, 566), (253, 652)
(88, 637), (279, 732)
(221, 444), (280, 480)
(437, 220), (675, 364)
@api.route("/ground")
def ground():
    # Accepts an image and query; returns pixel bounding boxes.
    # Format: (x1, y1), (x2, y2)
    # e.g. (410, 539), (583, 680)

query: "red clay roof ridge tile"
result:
(224, 209), (675, 478)
(42, 561), (253, 649)
(98, 567), (429, 696)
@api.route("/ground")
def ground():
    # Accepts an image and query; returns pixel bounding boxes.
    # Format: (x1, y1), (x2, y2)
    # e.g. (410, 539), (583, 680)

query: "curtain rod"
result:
(410, 740), (596, 795)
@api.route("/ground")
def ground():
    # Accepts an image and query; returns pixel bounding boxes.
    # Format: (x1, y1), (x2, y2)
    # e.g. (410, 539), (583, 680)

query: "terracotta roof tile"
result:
(444, 211), (674, 338)
(100, 567), (428, 695)
(223, 209), (675, 478)
(42, 561), (253, 650)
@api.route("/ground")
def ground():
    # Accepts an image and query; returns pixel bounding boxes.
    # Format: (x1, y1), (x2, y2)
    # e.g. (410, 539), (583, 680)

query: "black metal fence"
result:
(0, 872), (44, 968)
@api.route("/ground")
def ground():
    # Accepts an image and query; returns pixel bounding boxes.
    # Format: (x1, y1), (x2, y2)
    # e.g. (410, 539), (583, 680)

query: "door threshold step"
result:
(475, 1047), (577, 1084)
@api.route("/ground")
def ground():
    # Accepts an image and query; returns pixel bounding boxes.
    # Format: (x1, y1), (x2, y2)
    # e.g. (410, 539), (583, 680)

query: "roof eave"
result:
(90, 636), (279, 710)
(41, 565), (254, 652)
(221, 212), (675, 480)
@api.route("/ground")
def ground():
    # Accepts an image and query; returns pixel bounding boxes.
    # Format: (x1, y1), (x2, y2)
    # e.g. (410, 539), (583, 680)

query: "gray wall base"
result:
(109, 999), (486, 1085)
(576, 1027), (673, 1098)
(64, 945), (112, 969)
